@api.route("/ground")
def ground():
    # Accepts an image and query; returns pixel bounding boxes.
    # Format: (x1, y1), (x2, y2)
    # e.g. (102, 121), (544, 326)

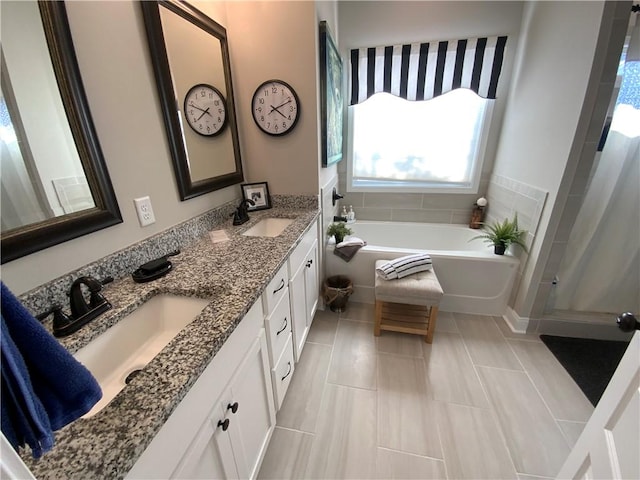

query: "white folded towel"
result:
(376, 253), (432, 280)
(336, 236), (366, 249)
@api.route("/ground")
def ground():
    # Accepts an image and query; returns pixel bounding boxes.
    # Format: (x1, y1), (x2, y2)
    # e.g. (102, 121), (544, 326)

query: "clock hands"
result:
(188, 102), (213, 116)
(269, 99), (292, 118)
(187, 101), (214, 122)
(269, 105), (287, 119)
(196, 107), (211, 121)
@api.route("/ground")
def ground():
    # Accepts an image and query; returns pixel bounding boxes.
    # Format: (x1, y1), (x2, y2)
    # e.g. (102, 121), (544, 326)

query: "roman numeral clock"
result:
(251, 80), (300, 136)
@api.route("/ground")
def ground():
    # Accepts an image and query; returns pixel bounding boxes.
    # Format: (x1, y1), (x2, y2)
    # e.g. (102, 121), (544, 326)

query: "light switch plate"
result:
(134, 196), (156, 227)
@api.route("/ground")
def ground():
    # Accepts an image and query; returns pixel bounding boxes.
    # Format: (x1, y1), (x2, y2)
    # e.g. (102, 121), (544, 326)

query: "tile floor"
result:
(258, 303), (594, 479)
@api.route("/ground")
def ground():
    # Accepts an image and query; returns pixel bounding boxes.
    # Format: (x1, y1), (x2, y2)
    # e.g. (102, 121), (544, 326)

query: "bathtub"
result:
(325, 221), (520, 315)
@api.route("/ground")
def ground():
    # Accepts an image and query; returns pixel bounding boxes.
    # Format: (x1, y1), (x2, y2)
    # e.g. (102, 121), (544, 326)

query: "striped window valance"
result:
(349, 35), (507, 105)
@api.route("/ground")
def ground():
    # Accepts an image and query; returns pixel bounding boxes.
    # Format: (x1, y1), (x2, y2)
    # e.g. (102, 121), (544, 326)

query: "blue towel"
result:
(0, 282), (102, 458)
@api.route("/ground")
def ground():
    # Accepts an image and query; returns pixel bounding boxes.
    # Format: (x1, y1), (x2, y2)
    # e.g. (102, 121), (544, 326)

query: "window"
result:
(348, 89), (492, 193)
(346, 35), (507, 194)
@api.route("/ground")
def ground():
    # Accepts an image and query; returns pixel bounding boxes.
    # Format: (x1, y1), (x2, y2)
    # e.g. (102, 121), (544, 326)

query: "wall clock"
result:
(251, 80), (300, 136)
(183, 84), (227, 137)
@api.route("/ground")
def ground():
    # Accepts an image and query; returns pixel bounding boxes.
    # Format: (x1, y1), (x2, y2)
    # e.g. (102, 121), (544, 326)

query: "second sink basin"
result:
(74, 294), (210, 417)
(242, 218), (293, 237)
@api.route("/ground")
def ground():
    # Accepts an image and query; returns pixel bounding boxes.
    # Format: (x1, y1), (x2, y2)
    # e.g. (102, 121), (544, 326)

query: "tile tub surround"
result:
(337, 175), (491, 225)
(19, 205), (320, 479)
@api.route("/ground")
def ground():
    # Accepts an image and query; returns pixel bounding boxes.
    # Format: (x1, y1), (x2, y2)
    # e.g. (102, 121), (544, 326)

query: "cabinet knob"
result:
(217, 418), (230, 431)
(227, 402), (239, 414)
(306, 259), (313, 268)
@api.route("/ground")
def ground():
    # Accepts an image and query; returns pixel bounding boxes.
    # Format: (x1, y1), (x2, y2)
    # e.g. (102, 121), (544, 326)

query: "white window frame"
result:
(346, 94), (494, 194)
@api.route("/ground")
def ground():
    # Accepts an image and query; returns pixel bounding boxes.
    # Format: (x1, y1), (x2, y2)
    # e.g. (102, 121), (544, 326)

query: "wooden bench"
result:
(373, 259), (444, 343)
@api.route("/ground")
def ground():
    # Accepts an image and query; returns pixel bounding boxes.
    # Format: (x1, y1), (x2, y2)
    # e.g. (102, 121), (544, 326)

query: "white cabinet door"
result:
(172, 403), (236, 479)
(222, 330), (276, 479)
(126, 301), (267, 480)
(557, 332), (639, 480)
(289, 261), (307, 362)
(304, 239), (319, 329)
(289, 236), (319, 363)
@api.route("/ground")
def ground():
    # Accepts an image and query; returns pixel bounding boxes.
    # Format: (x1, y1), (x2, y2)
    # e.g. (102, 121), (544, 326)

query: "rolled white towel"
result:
(336, 236), (366, 248)
(375, 253), (432, 280)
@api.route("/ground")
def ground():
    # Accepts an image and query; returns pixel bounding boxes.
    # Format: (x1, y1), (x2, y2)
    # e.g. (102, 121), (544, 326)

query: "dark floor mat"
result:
(540, 335), (629, 406)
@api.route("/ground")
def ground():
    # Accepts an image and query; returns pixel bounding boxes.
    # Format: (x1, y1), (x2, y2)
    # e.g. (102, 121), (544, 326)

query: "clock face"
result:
(183, 84), (227, 137)
(251, 80), (300, 136)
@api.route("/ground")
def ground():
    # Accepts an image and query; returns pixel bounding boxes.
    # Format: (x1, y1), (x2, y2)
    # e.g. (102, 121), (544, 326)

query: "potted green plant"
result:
(471, 215), (528, 255)
(327, 222), (353, 244)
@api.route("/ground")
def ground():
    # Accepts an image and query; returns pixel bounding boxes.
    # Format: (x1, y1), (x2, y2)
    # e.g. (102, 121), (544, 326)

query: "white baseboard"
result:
(503, 307), (529, 333)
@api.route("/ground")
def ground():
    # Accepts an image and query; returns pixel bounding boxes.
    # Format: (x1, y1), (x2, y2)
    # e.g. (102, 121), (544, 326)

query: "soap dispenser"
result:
(347, 205), (356, 223)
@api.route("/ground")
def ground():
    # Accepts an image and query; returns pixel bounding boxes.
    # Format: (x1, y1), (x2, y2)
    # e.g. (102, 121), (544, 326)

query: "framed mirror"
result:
(141, 0), (244, 201)
(0, 1), (122, 264)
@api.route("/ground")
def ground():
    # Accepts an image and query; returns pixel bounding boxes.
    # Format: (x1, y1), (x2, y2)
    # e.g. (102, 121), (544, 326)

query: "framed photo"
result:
(241, 182), (271, 211)
(319, 21), (343, 167)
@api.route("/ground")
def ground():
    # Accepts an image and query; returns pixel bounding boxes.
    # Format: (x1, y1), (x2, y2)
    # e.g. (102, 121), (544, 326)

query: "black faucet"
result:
(232, 199), (255, 225)
(37, 276), (112, 337)
(333, 215), (347, 222)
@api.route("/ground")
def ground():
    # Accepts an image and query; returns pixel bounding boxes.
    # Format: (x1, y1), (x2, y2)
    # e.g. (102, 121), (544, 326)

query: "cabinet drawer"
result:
(262, 263), (289, 315)
(271, 338), (295, 410)
(288, 225), (317, 277)
(264, 290), (292, 366)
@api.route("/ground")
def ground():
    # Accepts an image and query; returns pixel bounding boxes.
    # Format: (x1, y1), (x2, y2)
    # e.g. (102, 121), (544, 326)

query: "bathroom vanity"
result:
(21, 204), (320, 479)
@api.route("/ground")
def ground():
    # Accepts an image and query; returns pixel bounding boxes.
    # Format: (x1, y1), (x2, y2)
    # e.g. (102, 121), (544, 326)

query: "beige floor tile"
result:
(423, 332), (489, 408)
(375, 448), (446, 479)
(376, 330), (424, 357)
(258, 427), (313, 479)
(477, 366), (570, 477)
(327, 319), (377, 390)
(304, 384), (377, 479)
(277, 343), (332, 433)
(377, 354), (442, 459)
(340, 301), (375, 323)
(509, 340), (593, 422)
(437, 402), (516, 479)
(455, 313), (523, 370)
(557, 420), (586, 448)
(435, 310), (459, 333)
(307, 309), (338, 346)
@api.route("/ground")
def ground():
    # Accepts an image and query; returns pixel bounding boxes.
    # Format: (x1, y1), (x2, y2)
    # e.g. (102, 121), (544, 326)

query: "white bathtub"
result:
(325, 221), (520, 315)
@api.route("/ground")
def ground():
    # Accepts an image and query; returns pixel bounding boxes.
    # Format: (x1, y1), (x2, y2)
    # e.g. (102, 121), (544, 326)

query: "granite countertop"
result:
(23, 206), (320, 479)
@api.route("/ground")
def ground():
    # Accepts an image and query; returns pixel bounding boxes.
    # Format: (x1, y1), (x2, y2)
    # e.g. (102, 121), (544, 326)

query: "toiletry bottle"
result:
(348, 205), (356, 223)
(341, 206), (348, 220)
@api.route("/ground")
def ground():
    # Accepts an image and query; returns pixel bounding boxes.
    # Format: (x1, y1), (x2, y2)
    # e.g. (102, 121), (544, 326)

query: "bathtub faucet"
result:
(333, 215), (347, 222)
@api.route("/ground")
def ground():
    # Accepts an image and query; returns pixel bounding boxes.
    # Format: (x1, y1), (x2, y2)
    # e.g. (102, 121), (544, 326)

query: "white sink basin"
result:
(242, 218), (293, 237)
(74, 294), (210, 417)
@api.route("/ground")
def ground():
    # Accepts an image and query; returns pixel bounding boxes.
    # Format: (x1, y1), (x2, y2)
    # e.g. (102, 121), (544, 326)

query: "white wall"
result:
(492, 1), (605, 318)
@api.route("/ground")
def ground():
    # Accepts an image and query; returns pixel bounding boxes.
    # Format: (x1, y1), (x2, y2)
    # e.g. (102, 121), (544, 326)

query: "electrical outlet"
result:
(134, 196), (156, 227)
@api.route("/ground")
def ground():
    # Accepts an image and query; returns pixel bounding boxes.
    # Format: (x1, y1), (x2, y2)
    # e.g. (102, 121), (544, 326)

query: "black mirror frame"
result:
(140, 0), (244, 201)
(1, 1), (122, 264)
